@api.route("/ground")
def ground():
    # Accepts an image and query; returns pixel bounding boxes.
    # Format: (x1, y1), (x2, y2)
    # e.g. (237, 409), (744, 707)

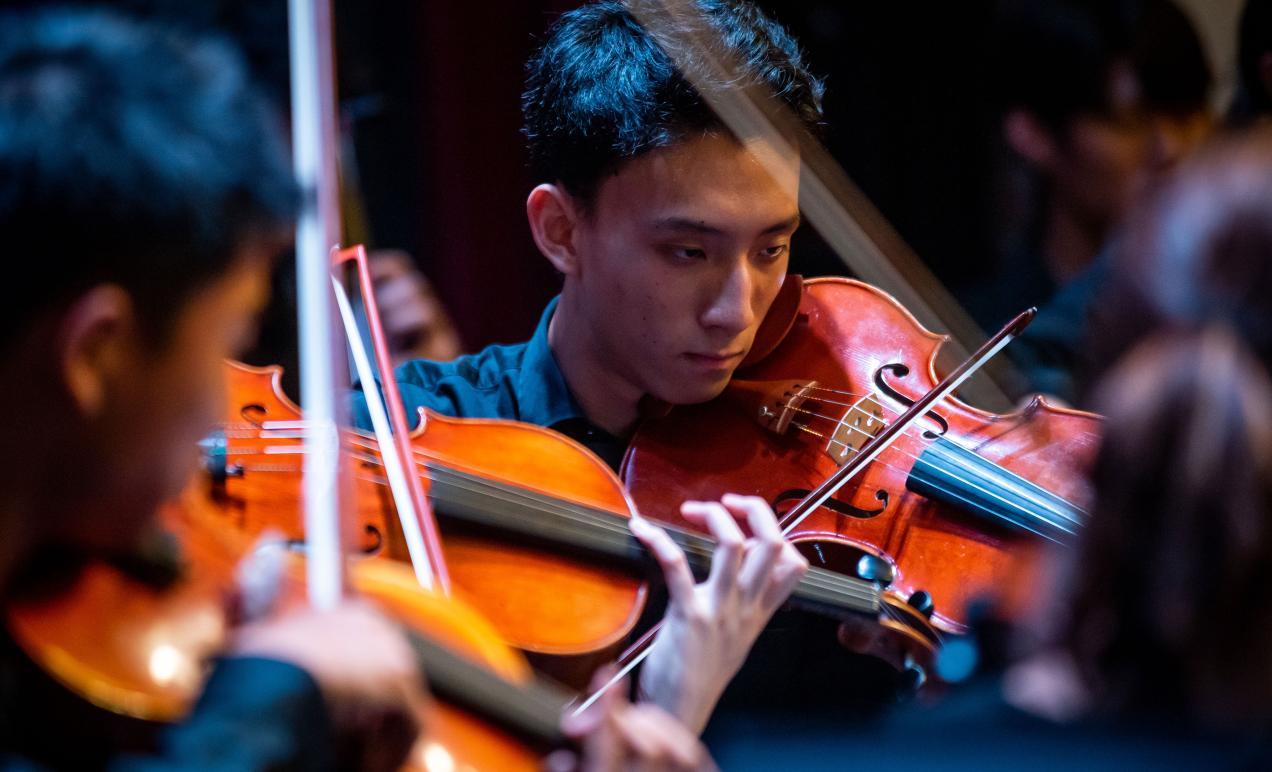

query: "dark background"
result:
(48, 0), (1048, 353)
(337, 1), (1005, 349)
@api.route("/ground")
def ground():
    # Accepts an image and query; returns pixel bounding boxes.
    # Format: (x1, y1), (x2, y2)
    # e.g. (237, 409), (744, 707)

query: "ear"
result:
(58, 285), (137, 418)
(1003, 109), (1058, 170)
(526, 183), (583, 276)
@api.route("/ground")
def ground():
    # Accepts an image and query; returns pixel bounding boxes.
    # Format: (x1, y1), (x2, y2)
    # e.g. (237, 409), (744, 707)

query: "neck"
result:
(548, 290), (643, 437)
(1040, 201), (1105, 285)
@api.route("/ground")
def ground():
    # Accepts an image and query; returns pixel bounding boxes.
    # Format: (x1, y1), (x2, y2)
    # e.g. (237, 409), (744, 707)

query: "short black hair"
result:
(0, 8), (295, 349)
(993, 0), (1211, 132)
(522, 0), (824, 205)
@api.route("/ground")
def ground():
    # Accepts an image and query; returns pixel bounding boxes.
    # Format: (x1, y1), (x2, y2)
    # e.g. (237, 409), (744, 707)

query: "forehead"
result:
(592, 133), (801, 228)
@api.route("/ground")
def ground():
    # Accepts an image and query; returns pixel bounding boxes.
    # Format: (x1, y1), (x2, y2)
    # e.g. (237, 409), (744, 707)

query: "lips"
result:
(683, 350), (745, 368)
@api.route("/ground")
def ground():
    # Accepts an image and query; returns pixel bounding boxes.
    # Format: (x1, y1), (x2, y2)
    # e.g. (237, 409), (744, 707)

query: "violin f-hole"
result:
(874, 363), (949, 439)
(241, 403), (269, 428)
(772, 488), (889, 520)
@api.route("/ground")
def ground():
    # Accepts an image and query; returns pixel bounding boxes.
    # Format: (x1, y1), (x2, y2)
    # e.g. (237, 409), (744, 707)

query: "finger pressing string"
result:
(629, 515), (697, 601)
(685, 501), (746, 602)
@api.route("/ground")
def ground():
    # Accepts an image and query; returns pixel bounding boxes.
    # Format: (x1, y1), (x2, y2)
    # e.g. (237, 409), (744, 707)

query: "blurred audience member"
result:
(368, 249), (463, 365)
(1085, 126), (1272, 385)
(974, 0), (1213, 402)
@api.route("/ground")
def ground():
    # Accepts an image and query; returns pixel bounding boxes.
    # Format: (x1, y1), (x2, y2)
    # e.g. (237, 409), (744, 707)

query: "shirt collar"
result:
(516, 296), (587, 428)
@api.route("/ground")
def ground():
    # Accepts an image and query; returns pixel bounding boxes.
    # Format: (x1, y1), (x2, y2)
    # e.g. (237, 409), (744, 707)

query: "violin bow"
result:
(289, 0), (347, 607)
(332, 245), (451, 593)
(288, 0), (449, 599)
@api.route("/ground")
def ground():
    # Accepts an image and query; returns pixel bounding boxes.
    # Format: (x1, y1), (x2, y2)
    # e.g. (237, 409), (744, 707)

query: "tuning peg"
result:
(907, 589), (934, 618)
(855, 554), (894, 586)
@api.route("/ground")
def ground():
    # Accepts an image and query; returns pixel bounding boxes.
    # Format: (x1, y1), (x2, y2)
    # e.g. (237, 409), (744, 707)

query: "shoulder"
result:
(396, 340), (530, 394)
(353, 341), (531, 428)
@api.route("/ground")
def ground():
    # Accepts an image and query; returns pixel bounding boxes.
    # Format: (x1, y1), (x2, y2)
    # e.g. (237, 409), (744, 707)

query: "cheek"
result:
(151, 359), (224, 473)
(754, 268), (786, 312)
(587, 240), (675, 340)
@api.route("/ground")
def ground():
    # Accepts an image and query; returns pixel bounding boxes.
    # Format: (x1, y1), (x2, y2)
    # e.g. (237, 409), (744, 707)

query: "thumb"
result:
(232, 531), (288, 625)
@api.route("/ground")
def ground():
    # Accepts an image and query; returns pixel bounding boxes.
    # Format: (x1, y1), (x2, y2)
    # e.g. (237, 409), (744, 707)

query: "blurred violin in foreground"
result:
(6, 475), (572, 770)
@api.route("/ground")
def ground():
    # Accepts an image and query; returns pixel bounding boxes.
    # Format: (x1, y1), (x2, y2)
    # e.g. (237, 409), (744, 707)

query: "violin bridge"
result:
(826, 394), (886, 465)
(725, 378), (822, 435)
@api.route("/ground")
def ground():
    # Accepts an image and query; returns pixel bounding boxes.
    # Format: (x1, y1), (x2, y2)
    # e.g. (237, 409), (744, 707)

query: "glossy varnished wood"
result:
(624, 278), (1102, 631)
(220, 362), (647, 656)
(8, 481), (551, 771)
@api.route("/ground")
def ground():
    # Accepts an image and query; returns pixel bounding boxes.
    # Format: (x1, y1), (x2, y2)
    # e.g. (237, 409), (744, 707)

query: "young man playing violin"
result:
(0, 8), (712, 770)
(356, 0), (909, 742)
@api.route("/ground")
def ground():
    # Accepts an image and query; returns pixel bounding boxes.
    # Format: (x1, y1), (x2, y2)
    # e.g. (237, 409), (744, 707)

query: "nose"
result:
(700, 254), (757, 339)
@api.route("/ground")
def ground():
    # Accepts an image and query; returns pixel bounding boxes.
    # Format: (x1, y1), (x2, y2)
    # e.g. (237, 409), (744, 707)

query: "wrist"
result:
(638, 665), (717, 736)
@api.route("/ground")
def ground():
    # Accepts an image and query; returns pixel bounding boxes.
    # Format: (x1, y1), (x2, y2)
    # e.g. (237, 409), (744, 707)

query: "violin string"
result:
(233, 416), (1085, 533)
(376, 450), (879, 603)
(242, 453), (926, 617)
(227, 426), (1082, 540)
(785, 422), (920, 480)
(229, 452), (943, 642)
(785, 420), (1081, 536)
(775, 402), (1088, 524)
(409, 465), (882, 604)
(221, 439), (968, 631)
(224, 448), (882, 606)
(782, 404), (933, 464)
(780, 392), (948, 438)
(217, 397), (945, 463)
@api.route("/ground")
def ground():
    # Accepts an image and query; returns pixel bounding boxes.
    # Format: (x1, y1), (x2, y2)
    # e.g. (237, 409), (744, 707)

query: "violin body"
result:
(216, 361), (647, 658)
(6, 477), (553, 771)
(623, 277), (1102, 632)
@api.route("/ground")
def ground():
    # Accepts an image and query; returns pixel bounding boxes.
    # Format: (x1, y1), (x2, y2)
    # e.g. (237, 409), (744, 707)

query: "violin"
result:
(5, 475), (571, 770)
(208, 359), (942, 682)
(623, 277), (1103, 632)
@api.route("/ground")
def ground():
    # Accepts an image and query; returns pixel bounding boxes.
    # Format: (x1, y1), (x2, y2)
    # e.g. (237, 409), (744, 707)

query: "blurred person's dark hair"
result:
(522, 0), (824, 207)
(992, 0), (1211, 132)
(1232, 0), (1272, 124)
(0, 7), (295, 352)
(1061, 327), (1272, 726)
(1088, 127), (1272, 380)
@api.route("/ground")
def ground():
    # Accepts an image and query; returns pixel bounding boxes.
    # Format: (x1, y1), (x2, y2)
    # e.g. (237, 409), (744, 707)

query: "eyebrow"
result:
(651, 214), (802, 236)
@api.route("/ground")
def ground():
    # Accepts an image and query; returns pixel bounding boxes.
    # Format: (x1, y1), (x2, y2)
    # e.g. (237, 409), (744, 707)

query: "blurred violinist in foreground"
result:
(0, 7), (711, 770)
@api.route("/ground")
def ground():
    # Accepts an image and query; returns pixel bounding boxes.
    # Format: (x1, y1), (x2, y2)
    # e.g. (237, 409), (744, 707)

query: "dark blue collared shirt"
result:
(352, 297), (627, 469)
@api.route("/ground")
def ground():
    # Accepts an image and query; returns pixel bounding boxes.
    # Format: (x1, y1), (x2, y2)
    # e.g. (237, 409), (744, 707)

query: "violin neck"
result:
(406, 628), (568, 749)
(423, 463), (881, 620)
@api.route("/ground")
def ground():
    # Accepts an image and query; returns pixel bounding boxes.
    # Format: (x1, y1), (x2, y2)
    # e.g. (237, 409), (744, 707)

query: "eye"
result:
(670, 246), (707, 261)
(759, 244), (788, 260)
